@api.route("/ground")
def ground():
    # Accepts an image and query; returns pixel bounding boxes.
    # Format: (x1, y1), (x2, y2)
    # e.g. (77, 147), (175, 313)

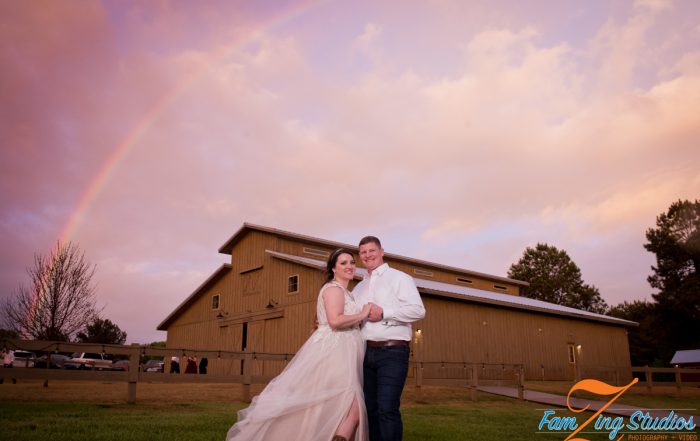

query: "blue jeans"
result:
(363, 345), (409, 441)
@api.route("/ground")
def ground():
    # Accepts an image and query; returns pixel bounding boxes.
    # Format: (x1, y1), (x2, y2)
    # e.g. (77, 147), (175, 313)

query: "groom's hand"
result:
(367, 303), (383, 322)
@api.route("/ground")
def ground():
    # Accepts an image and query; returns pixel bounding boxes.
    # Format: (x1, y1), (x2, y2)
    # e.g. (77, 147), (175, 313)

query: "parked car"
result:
(13, 351), (37, 368)
(35, 353), (71, 369)
(143, 359), (164, 372)
(112, 360), (129, 371)
(63, 352), (113, 370)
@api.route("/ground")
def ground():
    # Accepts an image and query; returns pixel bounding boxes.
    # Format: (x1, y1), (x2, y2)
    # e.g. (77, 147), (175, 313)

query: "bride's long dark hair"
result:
(325, 248), (354, 282)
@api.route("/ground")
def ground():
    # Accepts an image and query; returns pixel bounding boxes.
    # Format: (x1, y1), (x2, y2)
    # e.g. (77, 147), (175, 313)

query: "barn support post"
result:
(242, 353), (252, 403)
(414, 362), (423, 402)
(517, 365), (524, 400)
(470, 365), (478, 402)
(645, 366), (653, 393)
(674, 366), (681, 395)
(127, 343), (140, 404)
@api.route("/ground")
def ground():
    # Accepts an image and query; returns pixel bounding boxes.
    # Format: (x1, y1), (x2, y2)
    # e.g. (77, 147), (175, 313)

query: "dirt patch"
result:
(0, 379), (489, 406)
(0, 380), (266, 404)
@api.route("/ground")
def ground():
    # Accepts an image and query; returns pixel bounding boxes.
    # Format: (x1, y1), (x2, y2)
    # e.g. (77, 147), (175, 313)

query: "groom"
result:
(353, 236), (425, 441)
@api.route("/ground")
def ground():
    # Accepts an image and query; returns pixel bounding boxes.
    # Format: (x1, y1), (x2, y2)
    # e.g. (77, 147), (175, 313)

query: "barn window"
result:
(493, 284), (508, 291)
(567, 344), (576, 363)
(456, 277), (473, 284)
(211, 295), (220, 310)
(288, 275), (299, 294)
(413, 268), (434, 277)
(303, 247), (330, 258)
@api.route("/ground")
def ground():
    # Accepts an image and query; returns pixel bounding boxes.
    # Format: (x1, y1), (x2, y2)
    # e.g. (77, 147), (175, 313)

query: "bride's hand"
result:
(361, 303), (372, 318)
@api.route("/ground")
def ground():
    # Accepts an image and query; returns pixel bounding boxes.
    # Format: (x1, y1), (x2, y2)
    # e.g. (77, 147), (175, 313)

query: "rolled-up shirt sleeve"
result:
(382, 272), (425, 323)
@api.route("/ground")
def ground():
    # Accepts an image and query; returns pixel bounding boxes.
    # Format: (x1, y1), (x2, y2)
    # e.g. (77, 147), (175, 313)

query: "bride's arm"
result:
(322, 286), (371, 330)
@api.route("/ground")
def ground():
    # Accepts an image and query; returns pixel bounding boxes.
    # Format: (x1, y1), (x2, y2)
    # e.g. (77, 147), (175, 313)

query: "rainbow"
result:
(58, 0), (327, 243)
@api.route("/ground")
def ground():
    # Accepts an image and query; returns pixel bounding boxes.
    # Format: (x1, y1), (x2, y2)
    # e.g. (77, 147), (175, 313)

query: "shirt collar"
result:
(369, 262), (389, 277)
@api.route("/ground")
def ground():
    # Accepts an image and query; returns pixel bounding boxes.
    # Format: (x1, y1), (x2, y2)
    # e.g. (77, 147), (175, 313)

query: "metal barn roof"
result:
(220, 223), (528, 287)
(670, 349), (700, 365)
(266, 250), (637, 328)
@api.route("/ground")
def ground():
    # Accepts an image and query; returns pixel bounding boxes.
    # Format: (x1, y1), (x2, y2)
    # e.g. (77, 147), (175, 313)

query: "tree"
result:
(2, 241), (100, 341)
(608, 300), (660, 366)
(644, 199), (700, 358)
(76, 318), (127, 345)
(141, 340), (166, 363)
(508, 243), (608, 313)
(0, 329), (19, 340)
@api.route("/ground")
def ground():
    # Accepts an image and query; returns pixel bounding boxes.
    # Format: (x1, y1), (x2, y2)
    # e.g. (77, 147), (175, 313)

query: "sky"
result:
(1, 0), (699, 344)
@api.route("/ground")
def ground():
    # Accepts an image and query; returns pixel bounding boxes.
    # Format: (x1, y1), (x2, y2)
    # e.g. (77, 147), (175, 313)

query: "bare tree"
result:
(3, 242), (100, 341)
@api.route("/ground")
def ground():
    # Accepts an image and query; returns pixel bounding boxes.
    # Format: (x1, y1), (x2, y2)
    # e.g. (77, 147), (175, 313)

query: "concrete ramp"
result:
(476, 386), (697, 420)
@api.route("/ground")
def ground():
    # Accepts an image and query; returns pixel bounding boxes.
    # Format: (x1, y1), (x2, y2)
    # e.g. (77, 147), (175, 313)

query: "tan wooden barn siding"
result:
(276, 237), (335, 257)
(271, 260), (325, 307)
(415, 296), (631, 380)
(260, 254), (329, 376)
(261, 303), (318, 375)
(229, 231), (276, 313)
(273, 236), (520, 295)
(386, 260), (519, 295)
(166, 320), (232, 375)
(164, 230), (629, 379)
(167, 271), (232, 329)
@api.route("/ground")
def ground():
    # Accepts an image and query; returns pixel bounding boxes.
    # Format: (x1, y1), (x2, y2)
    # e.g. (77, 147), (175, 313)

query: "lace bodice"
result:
(315, 281), (360, 328)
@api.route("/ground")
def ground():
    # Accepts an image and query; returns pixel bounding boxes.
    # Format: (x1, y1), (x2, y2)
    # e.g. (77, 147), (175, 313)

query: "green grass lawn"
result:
(0, 396), (630, 441)
(2, 401), (241, 441)
(1, 381), (697, 441)
(525, 381), (700, 411)
(1, 400), (596, 441)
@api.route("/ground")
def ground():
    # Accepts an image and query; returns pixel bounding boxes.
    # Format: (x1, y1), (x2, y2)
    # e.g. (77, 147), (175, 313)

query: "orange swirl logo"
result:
(537, 378), (697, 441)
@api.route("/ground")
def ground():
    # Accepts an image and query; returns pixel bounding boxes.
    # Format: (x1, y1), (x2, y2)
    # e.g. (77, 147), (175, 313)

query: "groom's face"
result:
(359, 242), (384, 272)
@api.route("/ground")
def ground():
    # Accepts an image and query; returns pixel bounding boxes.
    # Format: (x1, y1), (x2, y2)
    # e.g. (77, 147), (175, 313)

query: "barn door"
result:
(567, 344), (578, 381)
(248, 320), (265, 376)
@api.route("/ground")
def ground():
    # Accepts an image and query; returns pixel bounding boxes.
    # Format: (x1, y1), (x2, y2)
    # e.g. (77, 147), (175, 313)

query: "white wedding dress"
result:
(226, 281), (368, 441)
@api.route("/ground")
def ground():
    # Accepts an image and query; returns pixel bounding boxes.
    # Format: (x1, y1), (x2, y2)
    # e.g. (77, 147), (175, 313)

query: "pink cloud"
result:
(1, 0), (699, 342)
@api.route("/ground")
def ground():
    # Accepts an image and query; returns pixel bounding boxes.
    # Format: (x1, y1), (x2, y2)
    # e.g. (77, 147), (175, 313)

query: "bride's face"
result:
(333, 253), (356, 281)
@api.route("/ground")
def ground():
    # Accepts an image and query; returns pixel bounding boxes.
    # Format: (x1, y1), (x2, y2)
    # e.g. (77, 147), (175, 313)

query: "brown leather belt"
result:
(366, 340), (409, 348)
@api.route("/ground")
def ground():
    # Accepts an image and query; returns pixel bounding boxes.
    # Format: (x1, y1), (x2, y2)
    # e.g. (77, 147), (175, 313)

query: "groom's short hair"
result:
(359, 236), (382, 248)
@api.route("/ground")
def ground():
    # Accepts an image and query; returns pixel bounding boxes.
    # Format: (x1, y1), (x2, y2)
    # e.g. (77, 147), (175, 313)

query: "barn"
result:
(670, 349), (700, 381)
(158, 223), (636, 382)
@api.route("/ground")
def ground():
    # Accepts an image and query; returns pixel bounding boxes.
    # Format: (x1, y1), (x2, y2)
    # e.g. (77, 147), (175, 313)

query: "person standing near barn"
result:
(353, 236), (425, 441)
(2, 348), (13, 368)
(1, 348), (15, 384)
(226, 248), (373, 441)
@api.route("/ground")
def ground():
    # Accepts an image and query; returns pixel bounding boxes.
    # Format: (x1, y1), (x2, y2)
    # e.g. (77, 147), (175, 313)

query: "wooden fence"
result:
(631, 366), (700, 394)
(1, 339), (524, 404)
(413, 361), (525, 402)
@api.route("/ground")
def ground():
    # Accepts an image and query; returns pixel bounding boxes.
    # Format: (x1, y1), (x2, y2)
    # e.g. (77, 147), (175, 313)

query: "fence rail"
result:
(412, 361), (525, 402)
(631, 366), (700, 393)
(1, 339), (295, 403)
(1, 339), (525, 404)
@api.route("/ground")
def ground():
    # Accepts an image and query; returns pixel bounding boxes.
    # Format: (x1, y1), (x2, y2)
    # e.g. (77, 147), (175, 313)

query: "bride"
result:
(226, 248), (371, 441)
